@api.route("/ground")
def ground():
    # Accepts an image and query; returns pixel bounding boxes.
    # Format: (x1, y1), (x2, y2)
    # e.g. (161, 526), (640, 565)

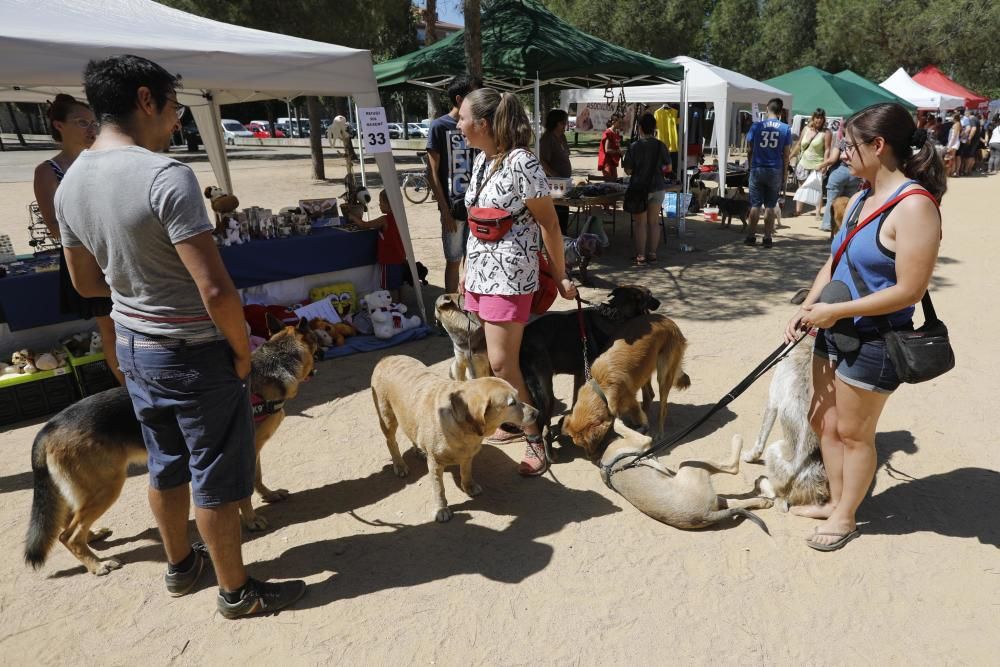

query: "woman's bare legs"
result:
(632, 211), (648, 261)
(808, 379), (889, 547)
(645, 200), (661, 259)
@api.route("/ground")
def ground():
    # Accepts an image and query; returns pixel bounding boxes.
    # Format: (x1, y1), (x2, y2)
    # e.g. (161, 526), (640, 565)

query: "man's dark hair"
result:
(767, 98), (783, 115)
(544, 108), (568, 132)
(83, 55), (181, 125)
(638, 112), (656, 135)
(447, 73), (482, 108)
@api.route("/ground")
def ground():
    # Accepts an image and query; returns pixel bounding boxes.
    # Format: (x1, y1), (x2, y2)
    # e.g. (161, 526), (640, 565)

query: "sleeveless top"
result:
(46, 159), (66, 182)
(799, 129), (827, 169)
(830, 179), (923, 332)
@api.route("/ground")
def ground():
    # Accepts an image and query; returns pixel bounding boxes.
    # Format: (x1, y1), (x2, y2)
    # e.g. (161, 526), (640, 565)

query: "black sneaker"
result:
(744, 235), (756, 246)
(165, 542), (211, 597)
(217, 577), (306, 619)
(762, 237), (773, 248)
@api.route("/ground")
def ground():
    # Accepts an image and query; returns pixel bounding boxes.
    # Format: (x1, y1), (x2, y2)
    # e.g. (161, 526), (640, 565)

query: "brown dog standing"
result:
(371, 356), (538, 522)
(23, 316), (318, 576)
(563, 314), (690, 459)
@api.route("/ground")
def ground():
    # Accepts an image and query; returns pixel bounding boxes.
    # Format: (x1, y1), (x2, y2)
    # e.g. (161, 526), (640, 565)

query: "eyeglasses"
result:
(842, 139), (873, 155)
(70, 118), (99, 130)
(167, 97), (186, 120)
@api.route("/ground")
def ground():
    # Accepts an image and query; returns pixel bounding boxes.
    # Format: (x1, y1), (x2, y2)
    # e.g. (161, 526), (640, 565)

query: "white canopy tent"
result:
(880, 68), (964, 112)
(0, 0), (427, 319)
(560, 56), (793, 193)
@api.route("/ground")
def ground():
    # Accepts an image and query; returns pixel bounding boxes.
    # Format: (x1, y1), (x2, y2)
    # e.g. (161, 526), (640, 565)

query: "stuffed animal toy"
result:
(309, 282), (357, 319)
(221, 218), (244, 246)
(204, 186), (240, 232)
(0, 361), (9, 375)
(89, 331), (102, 355)
(309, 318), (357, 347)
(364, 290), (421, 339)
(11, 349), (37, 374)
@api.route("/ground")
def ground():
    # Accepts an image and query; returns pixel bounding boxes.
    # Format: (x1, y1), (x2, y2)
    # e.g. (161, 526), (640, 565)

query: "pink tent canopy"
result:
(912, 65), (988, 110)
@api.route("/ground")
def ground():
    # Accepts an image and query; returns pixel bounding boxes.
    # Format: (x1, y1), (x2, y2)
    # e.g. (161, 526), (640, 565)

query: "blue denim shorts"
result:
(116, 327), (255, 507)
(749, 167), (783, 209)
(814, 328), (901, 394)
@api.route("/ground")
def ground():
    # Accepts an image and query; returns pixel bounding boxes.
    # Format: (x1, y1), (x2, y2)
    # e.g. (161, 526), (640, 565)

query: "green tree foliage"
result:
(707, 0), (760, 75)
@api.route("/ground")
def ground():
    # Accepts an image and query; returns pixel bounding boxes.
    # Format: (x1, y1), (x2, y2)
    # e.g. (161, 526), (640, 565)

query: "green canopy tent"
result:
(834, 70), (916, 112)
(375, 0), (684, 158)
(764, 66), (906, 118)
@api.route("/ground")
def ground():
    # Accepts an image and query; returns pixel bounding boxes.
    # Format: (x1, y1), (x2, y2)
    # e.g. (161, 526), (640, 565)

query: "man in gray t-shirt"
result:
(58, 55), (303, 618)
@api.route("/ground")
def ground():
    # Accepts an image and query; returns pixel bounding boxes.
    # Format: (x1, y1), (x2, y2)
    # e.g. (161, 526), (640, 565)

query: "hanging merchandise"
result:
(654, 105), (679, 152)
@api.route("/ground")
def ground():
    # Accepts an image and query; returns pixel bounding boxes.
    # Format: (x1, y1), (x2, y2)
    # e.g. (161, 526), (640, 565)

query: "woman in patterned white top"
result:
(457, 88), (577, 476)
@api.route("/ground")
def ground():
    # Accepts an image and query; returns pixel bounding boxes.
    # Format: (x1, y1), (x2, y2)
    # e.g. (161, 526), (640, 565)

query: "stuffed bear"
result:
(204, 186), (240, 232)
(10, 349), (37, 374)
(364, 290), (421, 339)
(222, 217), (244, 246)
(89, 331), (102, 355)
(34, 350), (67, 371)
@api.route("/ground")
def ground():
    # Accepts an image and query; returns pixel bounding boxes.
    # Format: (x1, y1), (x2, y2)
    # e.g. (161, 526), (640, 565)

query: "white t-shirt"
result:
(464, 149), (550, 295)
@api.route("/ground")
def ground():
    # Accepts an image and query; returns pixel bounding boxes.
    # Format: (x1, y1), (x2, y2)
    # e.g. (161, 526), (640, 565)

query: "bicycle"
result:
(401, 152), (432, 204)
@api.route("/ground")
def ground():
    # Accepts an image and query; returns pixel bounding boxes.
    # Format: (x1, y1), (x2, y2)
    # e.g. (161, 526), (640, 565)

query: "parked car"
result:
(407, 122), (429, 138)
(246, 122), (271, 138)
(221, 119), (254, 144)
(387, 123), (403, 139)
(249, 120), (286, 138)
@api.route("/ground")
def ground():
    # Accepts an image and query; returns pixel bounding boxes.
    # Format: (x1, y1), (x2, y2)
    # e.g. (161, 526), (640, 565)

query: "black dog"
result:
(401, 260), (429, 286)
(708, 195), (750, 230)
(519, 286), (661, 459)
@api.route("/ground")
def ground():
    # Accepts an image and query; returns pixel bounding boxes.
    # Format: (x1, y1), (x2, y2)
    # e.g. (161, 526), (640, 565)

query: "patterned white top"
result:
(464, 149), (550, 295)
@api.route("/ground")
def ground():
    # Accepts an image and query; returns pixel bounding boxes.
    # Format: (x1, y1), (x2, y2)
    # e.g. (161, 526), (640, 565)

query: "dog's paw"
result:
(434, 507), (454, 523)
(260, 488), (289, 503)
(759, 498), (775, 510)
(88, 527), (113, 543)
(94, 558), (122, 576)
(392, 461), (410, 477)
(777, 498), (789, 513)
(758, 476), (776, 499)
(463, 481), (483, 497)
(241, 514), (269, 532)
(742, 449), (763, 463)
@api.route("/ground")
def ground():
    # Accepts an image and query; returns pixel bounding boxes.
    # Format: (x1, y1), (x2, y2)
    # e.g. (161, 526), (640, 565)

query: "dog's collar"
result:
(251, 394), (285, 423)
(588, 378), (610, 409)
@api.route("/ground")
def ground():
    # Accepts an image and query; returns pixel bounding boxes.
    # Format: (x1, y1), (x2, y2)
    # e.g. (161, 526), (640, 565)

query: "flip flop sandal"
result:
(517, 436), (549, 477)
(645, 254), (658, 263)
(806, 529), (860, 552)
(632, 256), (647, 267)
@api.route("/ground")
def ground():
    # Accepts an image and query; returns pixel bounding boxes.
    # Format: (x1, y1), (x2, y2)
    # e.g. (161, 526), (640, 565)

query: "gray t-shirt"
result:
(56, 146), (219, 340)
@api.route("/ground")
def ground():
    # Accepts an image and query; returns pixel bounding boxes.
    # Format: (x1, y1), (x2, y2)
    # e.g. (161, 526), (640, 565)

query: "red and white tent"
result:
(912, 66), (988, 111)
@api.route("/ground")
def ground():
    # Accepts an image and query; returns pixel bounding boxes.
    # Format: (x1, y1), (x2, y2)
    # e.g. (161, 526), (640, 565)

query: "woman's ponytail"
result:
(903, 127), (948, 202)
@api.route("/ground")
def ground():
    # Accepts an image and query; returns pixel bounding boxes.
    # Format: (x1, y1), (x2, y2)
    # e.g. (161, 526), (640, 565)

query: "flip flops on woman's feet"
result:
(632, 255), (647, 267)
(645, 253), (657, 263)
(806, 527), (860, 552)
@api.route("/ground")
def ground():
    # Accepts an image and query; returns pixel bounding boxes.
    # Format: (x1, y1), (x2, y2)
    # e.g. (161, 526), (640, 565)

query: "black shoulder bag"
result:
(842, 192), (955, 384)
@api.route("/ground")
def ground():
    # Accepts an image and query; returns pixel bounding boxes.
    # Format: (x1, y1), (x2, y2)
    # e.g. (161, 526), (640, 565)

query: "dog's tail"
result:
(24, 425), (66, 570)
(674, 372), (691, 390)
(730, 508), (769, 535)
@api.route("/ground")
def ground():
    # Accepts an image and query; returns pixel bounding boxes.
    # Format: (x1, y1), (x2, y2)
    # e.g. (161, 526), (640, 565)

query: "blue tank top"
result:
(830, 180), (920, 332)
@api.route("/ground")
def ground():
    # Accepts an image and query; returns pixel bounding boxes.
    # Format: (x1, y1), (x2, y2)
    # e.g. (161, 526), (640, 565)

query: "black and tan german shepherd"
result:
(24, 315), (318, 576)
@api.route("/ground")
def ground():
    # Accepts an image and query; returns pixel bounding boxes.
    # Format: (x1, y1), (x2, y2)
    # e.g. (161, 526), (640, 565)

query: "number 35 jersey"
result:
(747, 119), (792, 169)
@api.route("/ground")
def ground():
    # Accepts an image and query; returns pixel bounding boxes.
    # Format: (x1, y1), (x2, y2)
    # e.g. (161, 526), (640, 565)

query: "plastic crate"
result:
(0, 367), (78, 426)
(65, 349), (118, 397)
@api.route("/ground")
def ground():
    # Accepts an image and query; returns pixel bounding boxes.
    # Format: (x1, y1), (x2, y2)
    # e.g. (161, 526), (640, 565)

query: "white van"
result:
(221, 119), (253, 144)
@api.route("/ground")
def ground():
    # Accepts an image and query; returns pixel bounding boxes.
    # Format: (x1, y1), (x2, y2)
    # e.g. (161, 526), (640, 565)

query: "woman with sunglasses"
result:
(784, 103), (947, 551)
(33, 94), (122, 383)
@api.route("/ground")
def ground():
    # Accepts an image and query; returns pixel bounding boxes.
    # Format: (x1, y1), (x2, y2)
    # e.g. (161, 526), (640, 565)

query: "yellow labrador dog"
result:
(371, 356), (538, 522)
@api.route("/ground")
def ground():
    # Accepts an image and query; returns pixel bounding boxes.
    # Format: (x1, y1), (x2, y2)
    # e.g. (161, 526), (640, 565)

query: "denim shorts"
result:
(647, 189), (666, 207)
(749, 167), (783, 209)
(813, 328), (901, 394)
(116, 327), (255, 507)
(442, 220), (470, 263)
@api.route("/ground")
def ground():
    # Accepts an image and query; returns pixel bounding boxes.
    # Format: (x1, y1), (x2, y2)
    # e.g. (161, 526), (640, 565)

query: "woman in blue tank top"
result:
(782, 103), (947, 551)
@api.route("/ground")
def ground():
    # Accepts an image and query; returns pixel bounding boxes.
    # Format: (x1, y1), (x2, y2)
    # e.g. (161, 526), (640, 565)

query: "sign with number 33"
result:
(358, 107), (392, 154)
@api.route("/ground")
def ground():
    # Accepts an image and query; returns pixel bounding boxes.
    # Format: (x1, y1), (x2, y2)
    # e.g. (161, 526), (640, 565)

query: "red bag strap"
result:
(831, 188), (938, 272)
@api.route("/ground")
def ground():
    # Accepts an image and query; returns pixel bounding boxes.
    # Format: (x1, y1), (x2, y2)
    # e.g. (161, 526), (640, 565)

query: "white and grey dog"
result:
(743, 290), (829, 511)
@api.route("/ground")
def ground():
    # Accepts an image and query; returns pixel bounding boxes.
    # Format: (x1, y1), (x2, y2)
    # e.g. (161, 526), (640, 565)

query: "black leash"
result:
(575, 295), (593, 381)
(608, 332), (808, 480)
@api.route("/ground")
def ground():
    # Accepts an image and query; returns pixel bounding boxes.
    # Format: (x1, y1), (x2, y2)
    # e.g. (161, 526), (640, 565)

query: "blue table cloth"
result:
(0, 228), (377, 331)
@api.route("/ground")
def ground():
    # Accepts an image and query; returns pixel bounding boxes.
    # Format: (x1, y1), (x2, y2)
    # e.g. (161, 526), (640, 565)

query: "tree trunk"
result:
(307, 96), (325, 180)
(424, 0), (440, 121)
(4, 103), (26, 146)
(464, 0), (482, 80)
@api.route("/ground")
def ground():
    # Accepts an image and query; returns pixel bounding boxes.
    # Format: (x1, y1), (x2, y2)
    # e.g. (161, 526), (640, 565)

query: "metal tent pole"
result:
(534, 73), (541, 155)
(679, 67), (689, 237)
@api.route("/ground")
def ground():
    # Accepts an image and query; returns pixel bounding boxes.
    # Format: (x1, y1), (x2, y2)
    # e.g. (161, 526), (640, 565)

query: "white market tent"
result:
(880, 68), (964, 112)
(560, 56), (793, 193)
(0, 0), (428, 318)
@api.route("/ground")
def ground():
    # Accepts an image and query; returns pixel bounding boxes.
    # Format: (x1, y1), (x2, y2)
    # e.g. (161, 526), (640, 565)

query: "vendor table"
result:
(0, 228), (376, 332)
(560, 193), (624, 240)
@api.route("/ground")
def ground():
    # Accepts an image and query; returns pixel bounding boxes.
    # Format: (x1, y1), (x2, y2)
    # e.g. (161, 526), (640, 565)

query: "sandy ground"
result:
(0, 143), (997, 665)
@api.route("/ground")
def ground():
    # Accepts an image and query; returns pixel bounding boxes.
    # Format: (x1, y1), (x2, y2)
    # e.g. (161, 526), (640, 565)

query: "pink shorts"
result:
(463, 290), (533, 324)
